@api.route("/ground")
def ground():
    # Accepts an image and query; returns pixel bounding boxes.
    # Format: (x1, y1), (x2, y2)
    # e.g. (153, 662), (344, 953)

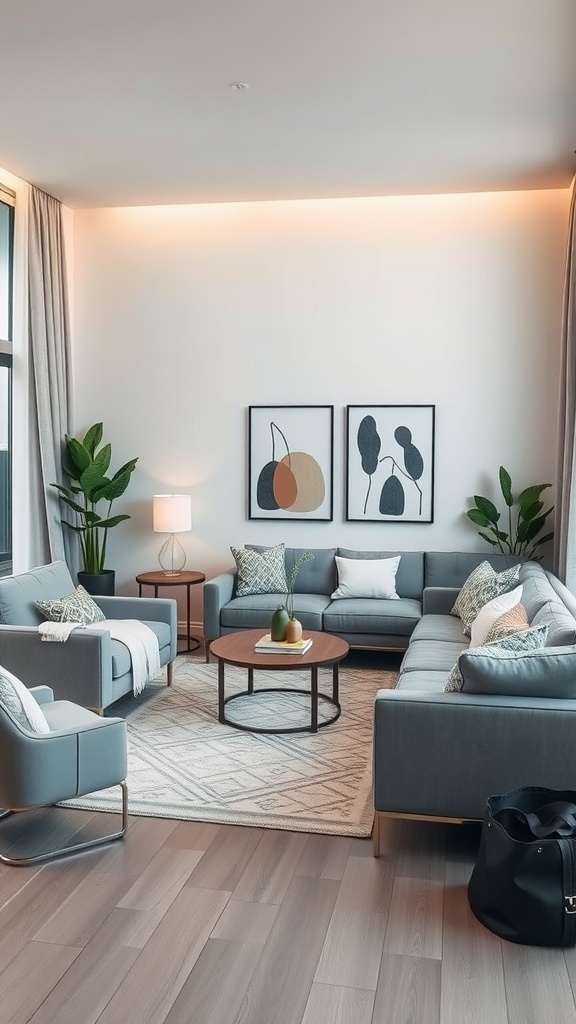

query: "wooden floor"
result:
(1, 810), (576, 1024)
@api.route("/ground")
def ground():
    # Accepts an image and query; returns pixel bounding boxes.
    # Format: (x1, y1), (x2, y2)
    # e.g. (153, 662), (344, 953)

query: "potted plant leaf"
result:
(53, 422), (138, 594)
(465, 466), (554, 560)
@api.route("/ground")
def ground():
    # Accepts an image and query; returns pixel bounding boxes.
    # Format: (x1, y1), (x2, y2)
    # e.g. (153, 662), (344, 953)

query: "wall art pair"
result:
(248, 404), (435, 523)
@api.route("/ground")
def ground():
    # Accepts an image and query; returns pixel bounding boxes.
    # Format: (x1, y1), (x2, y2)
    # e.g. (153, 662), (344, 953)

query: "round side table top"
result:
(136, 570), (206, 586)
(210, 629), (349, 671)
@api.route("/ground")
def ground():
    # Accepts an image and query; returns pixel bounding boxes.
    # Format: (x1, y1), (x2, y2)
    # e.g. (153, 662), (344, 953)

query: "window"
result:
(0, 186), (15, 577)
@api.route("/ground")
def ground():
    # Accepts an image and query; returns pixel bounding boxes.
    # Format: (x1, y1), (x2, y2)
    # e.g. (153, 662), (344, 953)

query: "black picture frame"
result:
(248, 405), (334, 521)
(346, 405), (435, 522)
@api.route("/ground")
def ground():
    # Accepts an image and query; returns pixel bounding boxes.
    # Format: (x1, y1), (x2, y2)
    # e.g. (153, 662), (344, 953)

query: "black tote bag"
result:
(468, 786), (576, 947)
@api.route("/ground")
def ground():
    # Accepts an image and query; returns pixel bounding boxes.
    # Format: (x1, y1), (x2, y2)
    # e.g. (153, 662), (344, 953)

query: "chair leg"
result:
(167, 661), (173, 686)
(0, 780), (129, 866)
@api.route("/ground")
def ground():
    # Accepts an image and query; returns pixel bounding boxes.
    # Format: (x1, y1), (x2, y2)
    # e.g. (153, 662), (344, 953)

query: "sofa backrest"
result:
(285, 547), (337, 595)
(337, 548), (424, 600)
(0, 560), (75, 626)
(424, 551), (522, 589)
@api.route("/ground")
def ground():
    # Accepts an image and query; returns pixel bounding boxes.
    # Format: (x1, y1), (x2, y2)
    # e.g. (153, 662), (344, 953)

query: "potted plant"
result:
(271, 552), (315, 642)
(53, 422), (138, 595)
(465, 466), (554, 560)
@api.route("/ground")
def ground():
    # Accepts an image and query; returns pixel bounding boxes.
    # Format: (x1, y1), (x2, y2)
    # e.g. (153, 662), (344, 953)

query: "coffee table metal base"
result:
(218, 663), (341, 734)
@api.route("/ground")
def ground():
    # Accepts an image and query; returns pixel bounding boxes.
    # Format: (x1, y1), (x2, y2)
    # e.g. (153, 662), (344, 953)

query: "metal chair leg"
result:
(0, 780), (128, 866)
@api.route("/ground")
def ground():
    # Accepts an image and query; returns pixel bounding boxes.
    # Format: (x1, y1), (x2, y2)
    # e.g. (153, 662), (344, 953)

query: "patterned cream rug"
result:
(65, 653), (398, 837)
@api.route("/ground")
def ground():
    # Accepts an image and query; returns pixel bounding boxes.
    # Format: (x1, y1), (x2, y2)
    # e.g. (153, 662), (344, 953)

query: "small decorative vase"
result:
(270, 605), (290, 641)
(286, 618), (303, 643)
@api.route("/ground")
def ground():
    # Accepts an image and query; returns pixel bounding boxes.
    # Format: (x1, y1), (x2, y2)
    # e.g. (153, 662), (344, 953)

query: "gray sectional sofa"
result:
(373, 552), (576, 847)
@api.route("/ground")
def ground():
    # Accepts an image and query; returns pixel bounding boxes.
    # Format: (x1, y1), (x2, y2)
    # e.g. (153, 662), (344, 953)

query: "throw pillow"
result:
(37, 584), (106, 625)
(331, 555), (401, 600)
(469, 585), (523, 647)
(451, 561), (521, 635)
(483, 603), (530, 644)
(444, 623), (548, 693)
(0, 665), (50, 733)
(231, 543), (288, 597)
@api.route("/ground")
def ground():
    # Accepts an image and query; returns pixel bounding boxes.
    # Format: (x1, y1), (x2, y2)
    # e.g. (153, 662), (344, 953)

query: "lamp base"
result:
(158, 535), (186, 575)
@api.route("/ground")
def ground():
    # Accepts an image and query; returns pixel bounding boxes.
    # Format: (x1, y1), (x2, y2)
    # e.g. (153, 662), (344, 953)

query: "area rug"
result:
(65, 654), (398, 837)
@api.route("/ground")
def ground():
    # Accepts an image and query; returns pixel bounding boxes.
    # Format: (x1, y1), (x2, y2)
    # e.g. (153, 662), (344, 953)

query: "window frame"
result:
(0, 185), (15, 576)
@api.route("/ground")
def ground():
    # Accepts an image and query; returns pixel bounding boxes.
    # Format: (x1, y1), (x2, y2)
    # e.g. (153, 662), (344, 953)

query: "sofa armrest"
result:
(30, 685), (55, 706)
(203, 571), (236, 643)
(95, 595), (176, 625)
(422, 587), (460, 615)
(0, 624), (112, 708)
(373, 688), (576, 820)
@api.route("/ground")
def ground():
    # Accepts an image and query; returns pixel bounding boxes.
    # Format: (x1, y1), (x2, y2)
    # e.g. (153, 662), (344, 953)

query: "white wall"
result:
(71, 188), (570, 621)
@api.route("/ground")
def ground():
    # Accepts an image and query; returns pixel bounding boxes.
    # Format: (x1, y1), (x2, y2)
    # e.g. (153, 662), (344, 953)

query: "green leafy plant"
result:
(53, 422), (138, 575)
(285, 552), (315, 619)
(465, 466), (554, 560)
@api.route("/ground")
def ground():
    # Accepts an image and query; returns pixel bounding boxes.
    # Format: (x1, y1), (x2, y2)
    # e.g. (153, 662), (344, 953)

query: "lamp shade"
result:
(153, 494), (192, 534)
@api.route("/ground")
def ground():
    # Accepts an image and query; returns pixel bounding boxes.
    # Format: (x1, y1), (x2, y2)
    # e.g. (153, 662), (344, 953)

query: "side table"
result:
(136, 570), (206, 653)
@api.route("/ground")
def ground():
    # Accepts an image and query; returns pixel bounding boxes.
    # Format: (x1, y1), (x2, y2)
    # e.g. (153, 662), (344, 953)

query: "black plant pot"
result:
(77, 569), (116, 596)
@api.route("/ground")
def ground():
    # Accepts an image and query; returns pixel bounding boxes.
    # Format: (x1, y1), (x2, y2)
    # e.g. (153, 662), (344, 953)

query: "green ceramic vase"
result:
(270, 605), (290, 641)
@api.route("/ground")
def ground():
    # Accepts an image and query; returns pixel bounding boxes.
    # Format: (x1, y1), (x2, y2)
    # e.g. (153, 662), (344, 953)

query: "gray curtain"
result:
(554, 177), (576, 586)
(28, 187), (74, 569)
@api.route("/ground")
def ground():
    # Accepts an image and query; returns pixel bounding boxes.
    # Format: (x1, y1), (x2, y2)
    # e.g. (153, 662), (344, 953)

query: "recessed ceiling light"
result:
(230, 82), (249, 91)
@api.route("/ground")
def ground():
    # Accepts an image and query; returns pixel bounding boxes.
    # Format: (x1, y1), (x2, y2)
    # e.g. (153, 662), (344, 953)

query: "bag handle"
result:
(494, 800), (576, 839)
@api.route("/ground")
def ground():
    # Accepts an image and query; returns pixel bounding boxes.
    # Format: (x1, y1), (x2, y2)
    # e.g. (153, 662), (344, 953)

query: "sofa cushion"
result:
(231, 544), (288, 597)
(222, 593), (330, 632)
(338, 549), (424, 600)
(285, 547), (337, 595)
(0, 665), (50, 733)
(451, 561), (521, 635)
(395, 670), (449, 693)
(531, 600), (576, 647)
(110, 620), (172, 678)
(401, 638), (468, 674)
(0, 560), (75, 626)
(410, 614), (468, 644)
(457, 644), (576, 699)
(469, 585), (523, 647)
(424, 551), (522, 589)
(37, 584), (106, 625)
(331, 555), (400, 600)
(445, 624), (549, 693)
(323, 597), (421, 637)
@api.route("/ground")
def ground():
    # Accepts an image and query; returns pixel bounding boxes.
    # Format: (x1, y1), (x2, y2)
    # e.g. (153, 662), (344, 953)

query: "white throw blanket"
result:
(38, 618), (162, 696)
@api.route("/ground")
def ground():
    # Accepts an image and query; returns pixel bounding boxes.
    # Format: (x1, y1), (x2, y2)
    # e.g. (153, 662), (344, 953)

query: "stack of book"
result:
(254, 634), (313, 655)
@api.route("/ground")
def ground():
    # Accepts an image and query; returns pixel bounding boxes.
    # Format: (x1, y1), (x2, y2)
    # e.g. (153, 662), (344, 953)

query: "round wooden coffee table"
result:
(210, 629), (350, 734)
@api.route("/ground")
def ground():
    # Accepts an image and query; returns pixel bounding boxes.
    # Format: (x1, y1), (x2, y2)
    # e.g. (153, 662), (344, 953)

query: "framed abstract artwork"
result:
(346, 405), (435, 522)
(248, 405), (334, 521)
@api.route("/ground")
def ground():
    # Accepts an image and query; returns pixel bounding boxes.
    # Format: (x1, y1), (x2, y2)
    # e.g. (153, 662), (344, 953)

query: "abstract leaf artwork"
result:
(346, 405), (435, 522)
(249, 406), (334, 521)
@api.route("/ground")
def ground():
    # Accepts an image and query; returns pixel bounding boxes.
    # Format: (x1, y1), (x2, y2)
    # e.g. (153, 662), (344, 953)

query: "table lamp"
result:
(153, 494), (192, 576)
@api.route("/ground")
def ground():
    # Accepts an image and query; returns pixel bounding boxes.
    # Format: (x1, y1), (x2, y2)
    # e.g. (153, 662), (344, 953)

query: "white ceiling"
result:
(1, 0), (575, 209)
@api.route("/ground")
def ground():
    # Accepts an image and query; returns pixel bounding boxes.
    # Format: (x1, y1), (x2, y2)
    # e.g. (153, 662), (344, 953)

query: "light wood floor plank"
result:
(234, 875), (340, 1024)
(33, 870), (135, 946)
(164, 938), (262, 1024)
(117, 846), (203, 910)
(374, 952), (441, 1024)
(0, 861), (89, 938)
(503, 942), (576, 1024)
(294, 833), (352, 880)
(314, 849), (397, 990)
(0, 939), (81, 1024)
(96, 886), (230, 1024)
(301, 982), (374, 1024)
(441, 858), (507, 1024)
(0, 862), (42, 910)
(94, 815), (179, 876)
(210, 898), (279, 943)
(232, 829), (308, 904)
(164, 820), (222, 850)
(395, 821), (447, 881)
(186, 824), (265, 890)
(383, 876), (444, 960)
(27, 909), (141, 1024)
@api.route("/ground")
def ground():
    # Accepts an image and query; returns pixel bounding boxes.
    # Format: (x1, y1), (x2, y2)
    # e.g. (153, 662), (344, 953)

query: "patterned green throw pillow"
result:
(37, 584), (106, 625)
(444, 622), (548, 693)
(231, 543), (288, 597)
(451, 561), (521, 636)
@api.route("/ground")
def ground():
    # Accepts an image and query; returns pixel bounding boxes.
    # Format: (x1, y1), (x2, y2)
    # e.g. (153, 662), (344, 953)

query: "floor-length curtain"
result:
(554, 177), (576, 587)
(27, 186), (74, 569)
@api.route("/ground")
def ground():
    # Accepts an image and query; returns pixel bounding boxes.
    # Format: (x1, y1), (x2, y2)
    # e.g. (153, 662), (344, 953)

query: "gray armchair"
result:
(0, 685), (127, 865)
(0, 561), (178, 713)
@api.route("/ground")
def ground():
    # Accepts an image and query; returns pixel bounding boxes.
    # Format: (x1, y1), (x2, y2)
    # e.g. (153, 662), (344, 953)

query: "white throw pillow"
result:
(331, 555), (401, 600)
(469, 585), (523, 648)
(0, 665), (50, 733)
